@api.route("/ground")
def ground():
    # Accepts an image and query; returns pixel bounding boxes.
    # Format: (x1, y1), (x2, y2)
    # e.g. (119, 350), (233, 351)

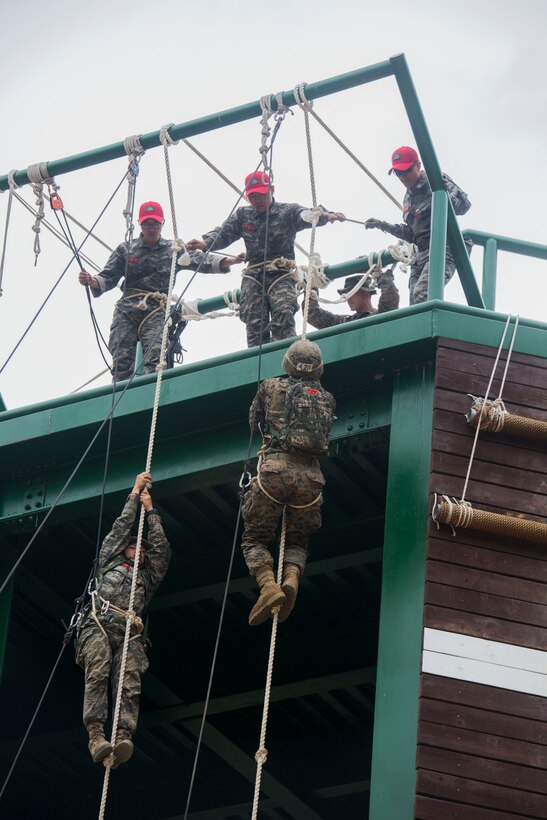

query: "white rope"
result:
(122, 136), (144, 240)
(26, 163), (52, 265)
(307, 108), (402, 211)
(251, 507), (286, 820)
(159, 122), (179, 146)
(461, 314), (515, 502)
(70, 368), (110, 394)
(177, 296), (238, 321)
(259, 94), (274, 172)
(294, 83), (320, 340)
(11, 190), (103, 271)
(98, 134), (178, 820)
(0, 171), (19, 296)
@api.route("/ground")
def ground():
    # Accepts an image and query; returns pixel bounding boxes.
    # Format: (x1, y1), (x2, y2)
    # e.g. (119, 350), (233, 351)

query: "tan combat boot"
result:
(248, 566), (286, 626)
(278, 564), (301, 623)
(86, 723), (113, 763)
(112, 728), (134, 769)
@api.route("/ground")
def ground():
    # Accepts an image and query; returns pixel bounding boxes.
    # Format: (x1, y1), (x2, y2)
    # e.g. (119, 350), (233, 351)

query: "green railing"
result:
(1, 53), (484, 310)
(463, 229), (547, 310)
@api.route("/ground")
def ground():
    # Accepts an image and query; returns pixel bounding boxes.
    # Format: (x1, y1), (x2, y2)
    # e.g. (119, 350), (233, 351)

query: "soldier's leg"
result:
(409, 257), (430, 305)
(268, 276), (298, 341)
(109, 304), (139, 381)
(241, 477), (286, 625)
(110, 634), (149, 737)
(240, 276), (270, 348)
(76, 622), (113, 729)
(138, 307), (165, 374)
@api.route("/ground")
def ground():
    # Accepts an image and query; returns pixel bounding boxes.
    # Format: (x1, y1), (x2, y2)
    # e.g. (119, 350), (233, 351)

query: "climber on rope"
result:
(365, 146), (471, 305)
(75, 471), (170, 767)
(241, 340), (335, 626)
(305, 269), (399, 329)
(78, 202), (243, 381)
(187, 171), (346, 348)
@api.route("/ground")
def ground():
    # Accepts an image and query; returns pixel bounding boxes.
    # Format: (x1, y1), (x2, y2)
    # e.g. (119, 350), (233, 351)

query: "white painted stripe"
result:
(424, 627), (547, 676)
(423, 650), (547, 698)
(422, 628), (547, 697)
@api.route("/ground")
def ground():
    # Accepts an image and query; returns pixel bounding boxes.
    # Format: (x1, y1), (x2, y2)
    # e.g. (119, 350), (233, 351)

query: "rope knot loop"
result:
(159, 122), (179, 146)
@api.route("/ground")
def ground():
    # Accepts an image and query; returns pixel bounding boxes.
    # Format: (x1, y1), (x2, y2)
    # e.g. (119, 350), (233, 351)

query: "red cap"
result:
(244, 171), (273, 197)
(138, 201), (164, 223)
(388, 146), (419, 174)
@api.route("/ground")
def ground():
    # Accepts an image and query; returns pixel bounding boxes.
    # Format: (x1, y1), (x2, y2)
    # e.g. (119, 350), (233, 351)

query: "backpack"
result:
(275, 377), (335, 457)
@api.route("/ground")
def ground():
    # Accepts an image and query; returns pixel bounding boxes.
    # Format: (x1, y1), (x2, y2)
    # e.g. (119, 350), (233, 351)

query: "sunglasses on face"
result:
(393, 164), (416, 178)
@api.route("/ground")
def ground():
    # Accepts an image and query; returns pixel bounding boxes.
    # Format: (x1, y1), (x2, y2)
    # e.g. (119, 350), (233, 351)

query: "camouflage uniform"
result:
(241, 376), (335, 574)
(75, 493), (170, 735)
(201, 201), (330, 347)
(92, 236), (227, 380)
(306, 270), (400, 329)
(379, 172), (471, 304)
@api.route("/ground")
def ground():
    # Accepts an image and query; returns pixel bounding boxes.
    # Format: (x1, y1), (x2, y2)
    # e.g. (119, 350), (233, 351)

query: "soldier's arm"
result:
(98, 493), (140, 566)
(88, 243), (128, 298)
(443, 174), (471, 215)
(249, 385), (266, 434)
(304, 290), (347, 329)
(181, 249), (236, 275)
(143, 509), (171, 596)
(204, 212), (243, 252)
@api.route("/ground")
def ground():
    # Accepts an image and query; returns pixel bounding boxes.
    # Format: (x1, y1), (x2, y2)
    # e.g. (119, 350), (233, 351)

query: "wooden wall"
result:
(415, 337), (547, 819)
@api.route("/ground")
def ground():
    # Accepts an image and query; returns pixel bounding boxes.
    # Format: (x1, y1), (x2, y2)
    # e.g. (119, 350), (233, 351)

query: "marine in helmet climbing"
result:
(241, 340), (335, 626)
(78, 202), (243, 381)
(187, 172), (346, 348)
(75, 471), (170, 768)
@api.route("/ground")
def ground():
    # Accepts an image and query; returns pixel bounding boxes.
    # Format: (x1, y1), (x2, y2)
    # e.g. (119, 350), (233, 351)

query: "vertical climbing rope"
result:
(251, 507), (286, 820)
(0, 170), (18, 296)
(97, 133), (180, 820)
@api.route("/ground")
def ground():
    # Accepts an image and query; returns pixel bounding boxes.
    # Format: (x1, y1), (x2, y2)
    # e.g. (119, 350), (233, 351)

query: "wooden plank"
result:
(429, 471), (547, 522)
(435, 387), (547, 423)
(420, 674), (547, 721)
(437, 338), (547, 380)
(416, 769), (547, 816)
(433, 408), (547, 459)
(436, 367), (547, 414)
(431, 450), (547, 498)
(433, 428), (547, 475)
(427, 538), (547, 582)
(425, 580), (547, 628)
(429, 526), (547, 563)
(415, 794), (530, 820)
(418, 723), (547, 773)
(424, 629), (547, 675)
(424, 606), (547, 653)
(426, 548), (547, 594)
(420, 697), (547, 745)
(422, 647), (547, 696)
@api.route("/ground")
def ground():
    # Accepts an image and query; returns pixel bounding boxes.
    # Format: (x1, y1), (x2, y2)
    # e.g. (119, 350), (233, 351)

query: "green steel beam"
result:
(390, 53), (484, 309)
(194, 252), (395, 315)
(428, 189), (448, 300)
(482, 237), (498, 310)
(369, 361), (434, 819)
(0, 61), (394, 192)
(464, 229), (547, 260)
(0, 552), (13, 689)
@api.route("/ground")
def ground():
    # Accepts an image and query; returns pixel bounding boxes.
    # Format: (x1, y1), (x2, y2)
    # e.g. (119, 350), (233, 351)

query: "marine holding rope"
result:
(365, 146), (471, 305)
(241, 340), (335, 626)
(78, 202), (242, 381)
(75, 471), (170, 767)
(305, 270), (399, 329)
(186, 172), (346, 348)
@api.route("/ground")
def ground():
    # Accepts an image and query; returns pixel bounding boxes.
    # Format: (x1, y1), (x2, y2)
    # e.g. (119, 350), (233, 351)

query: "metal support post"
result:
(428, 189), (448, 301)
(482, 238), (498, 310)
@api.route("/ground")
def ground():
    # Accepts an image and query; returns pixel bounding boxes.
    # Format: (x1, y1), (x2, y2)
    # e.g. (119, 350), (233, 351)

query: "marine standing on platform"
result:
(78, 202), (241, 381)
(365, 147), (471, 304)
(187, 172), (346, 348)
(75, 471), (170, 767)
(305, 269), (399, 330)
(241, 340), (335, 625)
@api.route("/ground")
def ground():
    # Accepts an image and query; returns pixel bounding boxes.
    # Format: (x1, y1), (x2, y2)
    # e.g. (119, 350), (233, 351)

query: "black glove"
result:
(365, 218), (385, 230)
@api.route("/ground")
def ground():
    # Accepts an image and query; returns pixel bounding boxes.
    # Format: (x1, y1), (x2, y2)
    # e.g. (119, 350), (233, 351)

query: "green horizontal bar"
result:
(464, 229), (547, 260)
(0, 60), (393, 192)
(195, 251), (395, 315)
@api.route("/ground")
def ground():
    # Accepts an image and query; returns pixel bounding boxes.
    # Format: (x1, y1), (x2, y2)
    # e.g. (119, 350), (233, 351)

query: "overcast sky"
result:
(1, 0), (546, 409)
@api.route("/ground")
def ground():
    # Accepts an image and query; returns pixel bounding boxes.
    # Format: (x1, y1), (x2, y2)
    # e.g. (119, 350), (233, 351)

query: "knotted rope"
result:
(251, 507), (286, 820)
(0, 170), (19, 296)
(122, 135), (145, 241)
(27, 161), (53, 264)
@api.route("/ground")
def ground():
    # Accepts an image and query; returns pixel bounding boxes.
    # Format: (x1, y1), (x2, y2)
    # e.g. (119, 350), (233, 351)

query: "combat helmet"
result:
(282, 340), (323, 379)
